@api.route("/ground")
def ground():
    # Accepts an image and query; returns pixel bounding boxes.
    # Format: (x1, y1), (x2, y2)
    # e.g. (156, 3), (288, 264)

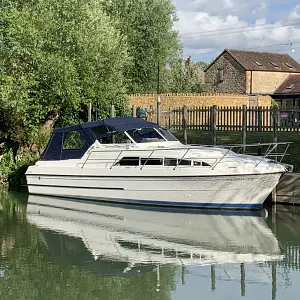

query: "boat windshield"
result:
(126, 127), (178, 143)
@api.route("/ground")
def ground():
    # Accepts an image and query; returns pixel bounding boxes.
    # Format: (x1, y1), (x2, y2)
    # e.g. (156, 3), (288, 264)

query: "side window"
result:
(217, 69), (224, 82)
(63, 131), (85, 150)
(101, 132), (131, 144)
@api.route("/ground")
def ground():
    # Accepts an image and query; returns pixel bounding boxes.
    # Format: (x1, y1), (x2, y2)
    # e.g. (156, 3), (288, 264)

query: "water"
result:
(1, 191), (300, 300)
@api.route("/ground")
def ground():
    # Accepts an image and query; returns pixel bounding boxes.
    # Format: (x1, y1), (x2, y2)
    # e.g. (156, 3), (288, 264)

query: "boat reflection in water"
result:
(27, 195), (282, 273)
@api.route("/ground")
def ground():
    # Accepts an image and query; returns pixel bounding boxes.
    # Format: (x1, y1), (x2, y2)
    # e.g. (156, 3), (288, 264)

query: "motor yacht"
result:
(26, 116), (291, 210)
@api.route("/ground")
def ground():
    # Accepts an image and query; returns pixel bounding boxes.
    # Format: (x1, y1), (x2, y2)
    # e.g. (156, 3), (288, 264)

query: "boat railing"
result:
(209, 142), (292, 169)
(79, 142), (292, 170)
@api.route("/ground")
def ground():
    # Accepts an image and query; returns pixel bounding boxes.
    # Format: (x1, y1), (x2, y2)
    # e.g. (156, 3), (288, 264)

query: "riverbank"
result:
(0, 149), (39, 189)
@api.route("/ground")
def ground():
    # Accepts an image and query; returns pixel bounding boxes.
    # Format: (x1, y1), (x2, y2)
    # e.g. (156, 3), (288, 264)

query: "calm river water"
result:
(1, 191), (300, 300)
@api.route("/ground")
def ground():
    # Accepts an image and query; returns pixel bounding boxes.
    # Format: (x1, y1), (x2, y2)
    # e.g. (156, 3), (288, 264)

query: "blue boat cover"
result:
(53, 116), (159, 134)
(41, 117), (159, 161)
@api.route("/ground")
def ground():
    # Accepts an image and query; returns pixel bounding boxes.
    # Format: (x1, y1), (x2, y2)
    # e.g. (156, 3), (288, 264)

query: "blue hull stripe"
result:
(31, 193), (261, 210)
(97, 198), (261, 210)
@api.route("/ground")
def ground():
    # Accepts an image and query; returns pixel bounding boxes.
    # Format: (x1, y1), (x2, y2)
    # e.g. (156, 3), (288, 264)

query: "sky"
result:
(172, 0), (300, 62)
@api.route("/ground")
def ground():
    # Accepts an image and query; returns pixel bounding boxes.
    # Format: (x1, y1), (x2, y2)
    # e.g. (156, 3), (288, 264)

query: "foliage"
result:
(0, 0), (129, 147)
(0, 148), (39, 188)
(101, 0), (181, 94)
(161, 57), (208, 93)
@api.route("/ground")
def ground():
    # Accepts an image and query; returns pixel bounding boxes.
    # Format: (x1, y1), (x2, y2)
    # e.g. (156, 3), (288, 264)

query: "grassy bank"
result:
(174, 130), (300, 171)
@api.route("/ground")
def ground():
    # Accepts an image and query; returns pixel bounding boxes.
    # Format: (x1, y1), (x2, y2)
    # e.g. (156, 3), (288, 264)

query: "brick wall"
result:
(205, 52), (246, 93)
(247, 71), (295, 94)
(128, 93), (272, 108)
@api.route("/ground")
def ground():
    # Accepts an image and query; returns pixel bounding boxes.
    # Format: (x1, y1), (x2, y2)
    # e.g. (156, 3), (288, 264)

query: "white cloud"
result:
(172, 0), (300, 62)
(289, 4), (300, 19)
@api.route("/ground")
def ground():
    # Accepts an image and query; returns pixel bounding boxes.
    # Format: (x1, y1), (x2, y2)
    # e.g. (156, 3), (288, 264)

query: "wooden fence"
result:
(143, 105), (300, 132)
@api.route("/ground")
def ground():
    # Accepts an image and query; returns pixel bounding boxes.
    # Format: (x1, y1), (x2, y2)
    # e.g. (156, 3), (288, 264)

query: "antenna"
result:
(289, 40), (295, 53)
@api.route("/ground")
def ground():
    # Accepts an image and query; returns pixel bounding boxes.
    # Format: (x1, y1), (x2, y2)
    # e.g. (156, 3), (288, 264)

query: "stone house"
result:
(204, 49), (300, 95)
(272, 74), (300, 109)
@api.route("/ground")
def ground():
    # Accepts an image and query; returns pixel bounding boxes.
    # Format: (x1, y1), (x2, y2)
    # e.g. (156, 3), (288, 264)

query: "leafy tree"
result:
(160, 57), (208, 93)
(0, 0), (129, 148)
(101, 0), (181, 94)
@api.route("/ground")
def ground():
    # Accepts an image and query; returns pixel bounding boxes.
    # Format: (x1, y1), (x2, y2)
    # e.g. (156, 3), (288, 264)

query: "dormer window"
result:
(284, 63), (293, 69)
(286, 83), (295, 89)
(254, 61), (262, 66)
(269, 62), (279, 67)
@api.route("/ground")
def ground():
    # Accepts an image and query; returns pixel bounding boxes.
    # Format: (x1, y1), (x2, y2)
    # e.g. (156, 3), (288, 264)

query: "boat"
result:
(26, 116), (291, 210)
(27, 195), (282, 269)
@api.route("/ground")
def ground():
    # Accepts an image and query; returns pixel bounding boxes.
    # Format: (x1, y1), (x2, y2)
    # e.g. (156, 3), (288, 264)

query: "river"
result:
(1, 191), (300, 300)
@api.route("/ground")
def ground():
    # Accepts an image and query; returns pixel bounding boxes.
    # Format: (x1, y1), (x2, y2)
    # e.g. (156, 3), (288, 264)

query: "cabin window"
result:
(116, 157), (163, 166)
(100, 132), (131, 144)
(157, 128), (178, 141)
(40, 133), (63, 160)
(127, 127), (165, 143)
(193, 161), (211, 166)
(115, 157), (211, 167)
(117, 157), (140, 166)
(63, 131), (85, 150)
(91, 125), (116, 138)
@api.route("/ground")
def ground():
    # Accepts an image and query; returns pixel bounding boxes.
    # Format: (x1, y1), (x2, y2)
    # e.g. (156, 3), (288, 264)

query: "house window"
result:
(269, 62), (279, 67)
(254, 61), (262, 66)
(286, 83), (295, 89)
(63, 131), (85, 150)
(284, 63), (293, 69)
(217, 69), (224, 82)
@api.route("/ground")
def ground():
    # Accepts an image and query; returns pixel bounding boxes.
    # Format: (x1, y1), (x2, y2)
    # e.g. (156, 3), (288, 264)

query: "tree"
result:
(160, 57), (208, 93)
(101, 0), (181, 94)
(0, 0), (128, 148)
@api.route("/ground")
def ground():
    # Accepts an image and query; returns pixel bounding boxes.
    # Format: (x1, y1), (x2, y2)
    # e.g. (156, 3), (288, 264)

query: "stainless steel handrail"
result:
(140, 150), (155, 170)
(78, 142), (292, 169)
(211, 146), (235, 170)
(173, 148), (191, 170)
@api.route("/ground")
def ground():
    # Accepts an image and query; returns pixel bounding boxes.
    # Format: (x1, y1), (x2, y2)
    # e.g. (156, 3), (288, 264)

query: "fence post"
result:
(183, 106), (188, 145)
(272, 105), (279, 145)
(211, 105), (217, 145)
(157, 95), (161, 125)
(132, 105), (137, 117)
(111, 104), (115, 118)
(258, 106), (262, 131)
(168, 107), (173, 129)
(242, 105), (247, 153)
(88, 102), (92, 122)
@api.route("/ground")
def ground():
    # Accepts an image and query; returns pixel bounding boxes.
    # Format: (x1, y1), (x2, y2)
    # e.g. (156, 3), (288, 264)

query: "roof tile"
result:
(226, 49), (300, 72)
(274, 74), (300, 94)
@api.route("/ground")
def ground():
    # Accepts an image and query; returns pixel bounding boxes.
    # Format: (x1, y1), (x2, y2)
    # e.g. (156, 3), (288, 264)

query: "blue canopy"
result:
(53, 116), (159, 134)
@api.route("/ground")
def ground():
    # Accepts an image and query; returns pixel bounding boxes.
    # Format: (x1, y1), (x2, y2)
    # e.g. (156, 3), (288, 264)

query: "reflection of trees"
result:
(0, 192), (176, 300)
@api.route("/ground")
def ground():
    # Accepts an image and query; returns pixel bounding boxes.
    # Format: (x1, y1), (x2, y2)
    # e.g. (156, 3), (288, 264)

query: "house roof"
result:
(274, 74), (300, 94)
(205, 49), (300, 72)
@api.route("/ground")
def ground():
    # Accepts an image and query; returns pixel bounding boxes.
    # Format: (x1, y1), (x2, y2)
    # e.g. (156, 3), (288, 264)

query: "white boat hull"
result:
(26, 172), (282, 210)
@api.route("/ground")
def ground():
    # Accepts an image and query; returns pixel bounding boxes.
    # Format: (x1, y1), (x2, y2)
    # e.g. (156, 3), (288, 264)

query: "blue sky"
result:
(172, 0), (300, 62)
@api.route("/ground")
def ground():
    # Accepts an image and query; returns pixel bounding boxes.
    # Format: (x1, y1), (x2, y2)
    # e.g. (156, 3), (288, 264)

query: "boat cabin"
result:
(40, 117), (179, 161)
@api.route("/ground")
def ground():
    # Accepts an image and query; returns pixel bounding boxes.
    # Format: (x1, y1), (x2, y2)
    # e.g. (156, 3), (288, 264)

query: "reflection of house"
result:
(205, 49), (300, 94)
(272, 74), (300, 109)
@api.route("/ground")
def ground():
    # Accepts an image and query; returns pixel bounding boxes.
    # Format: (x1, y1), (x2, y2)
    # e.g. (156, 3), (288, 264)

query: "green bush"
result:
(0, 148), (39, 189)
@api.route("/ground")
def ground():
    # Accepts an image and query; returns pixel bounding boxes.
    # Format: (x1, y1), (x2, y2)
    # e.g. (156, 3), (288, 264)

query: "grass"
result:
(173, 130), (300, 172)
